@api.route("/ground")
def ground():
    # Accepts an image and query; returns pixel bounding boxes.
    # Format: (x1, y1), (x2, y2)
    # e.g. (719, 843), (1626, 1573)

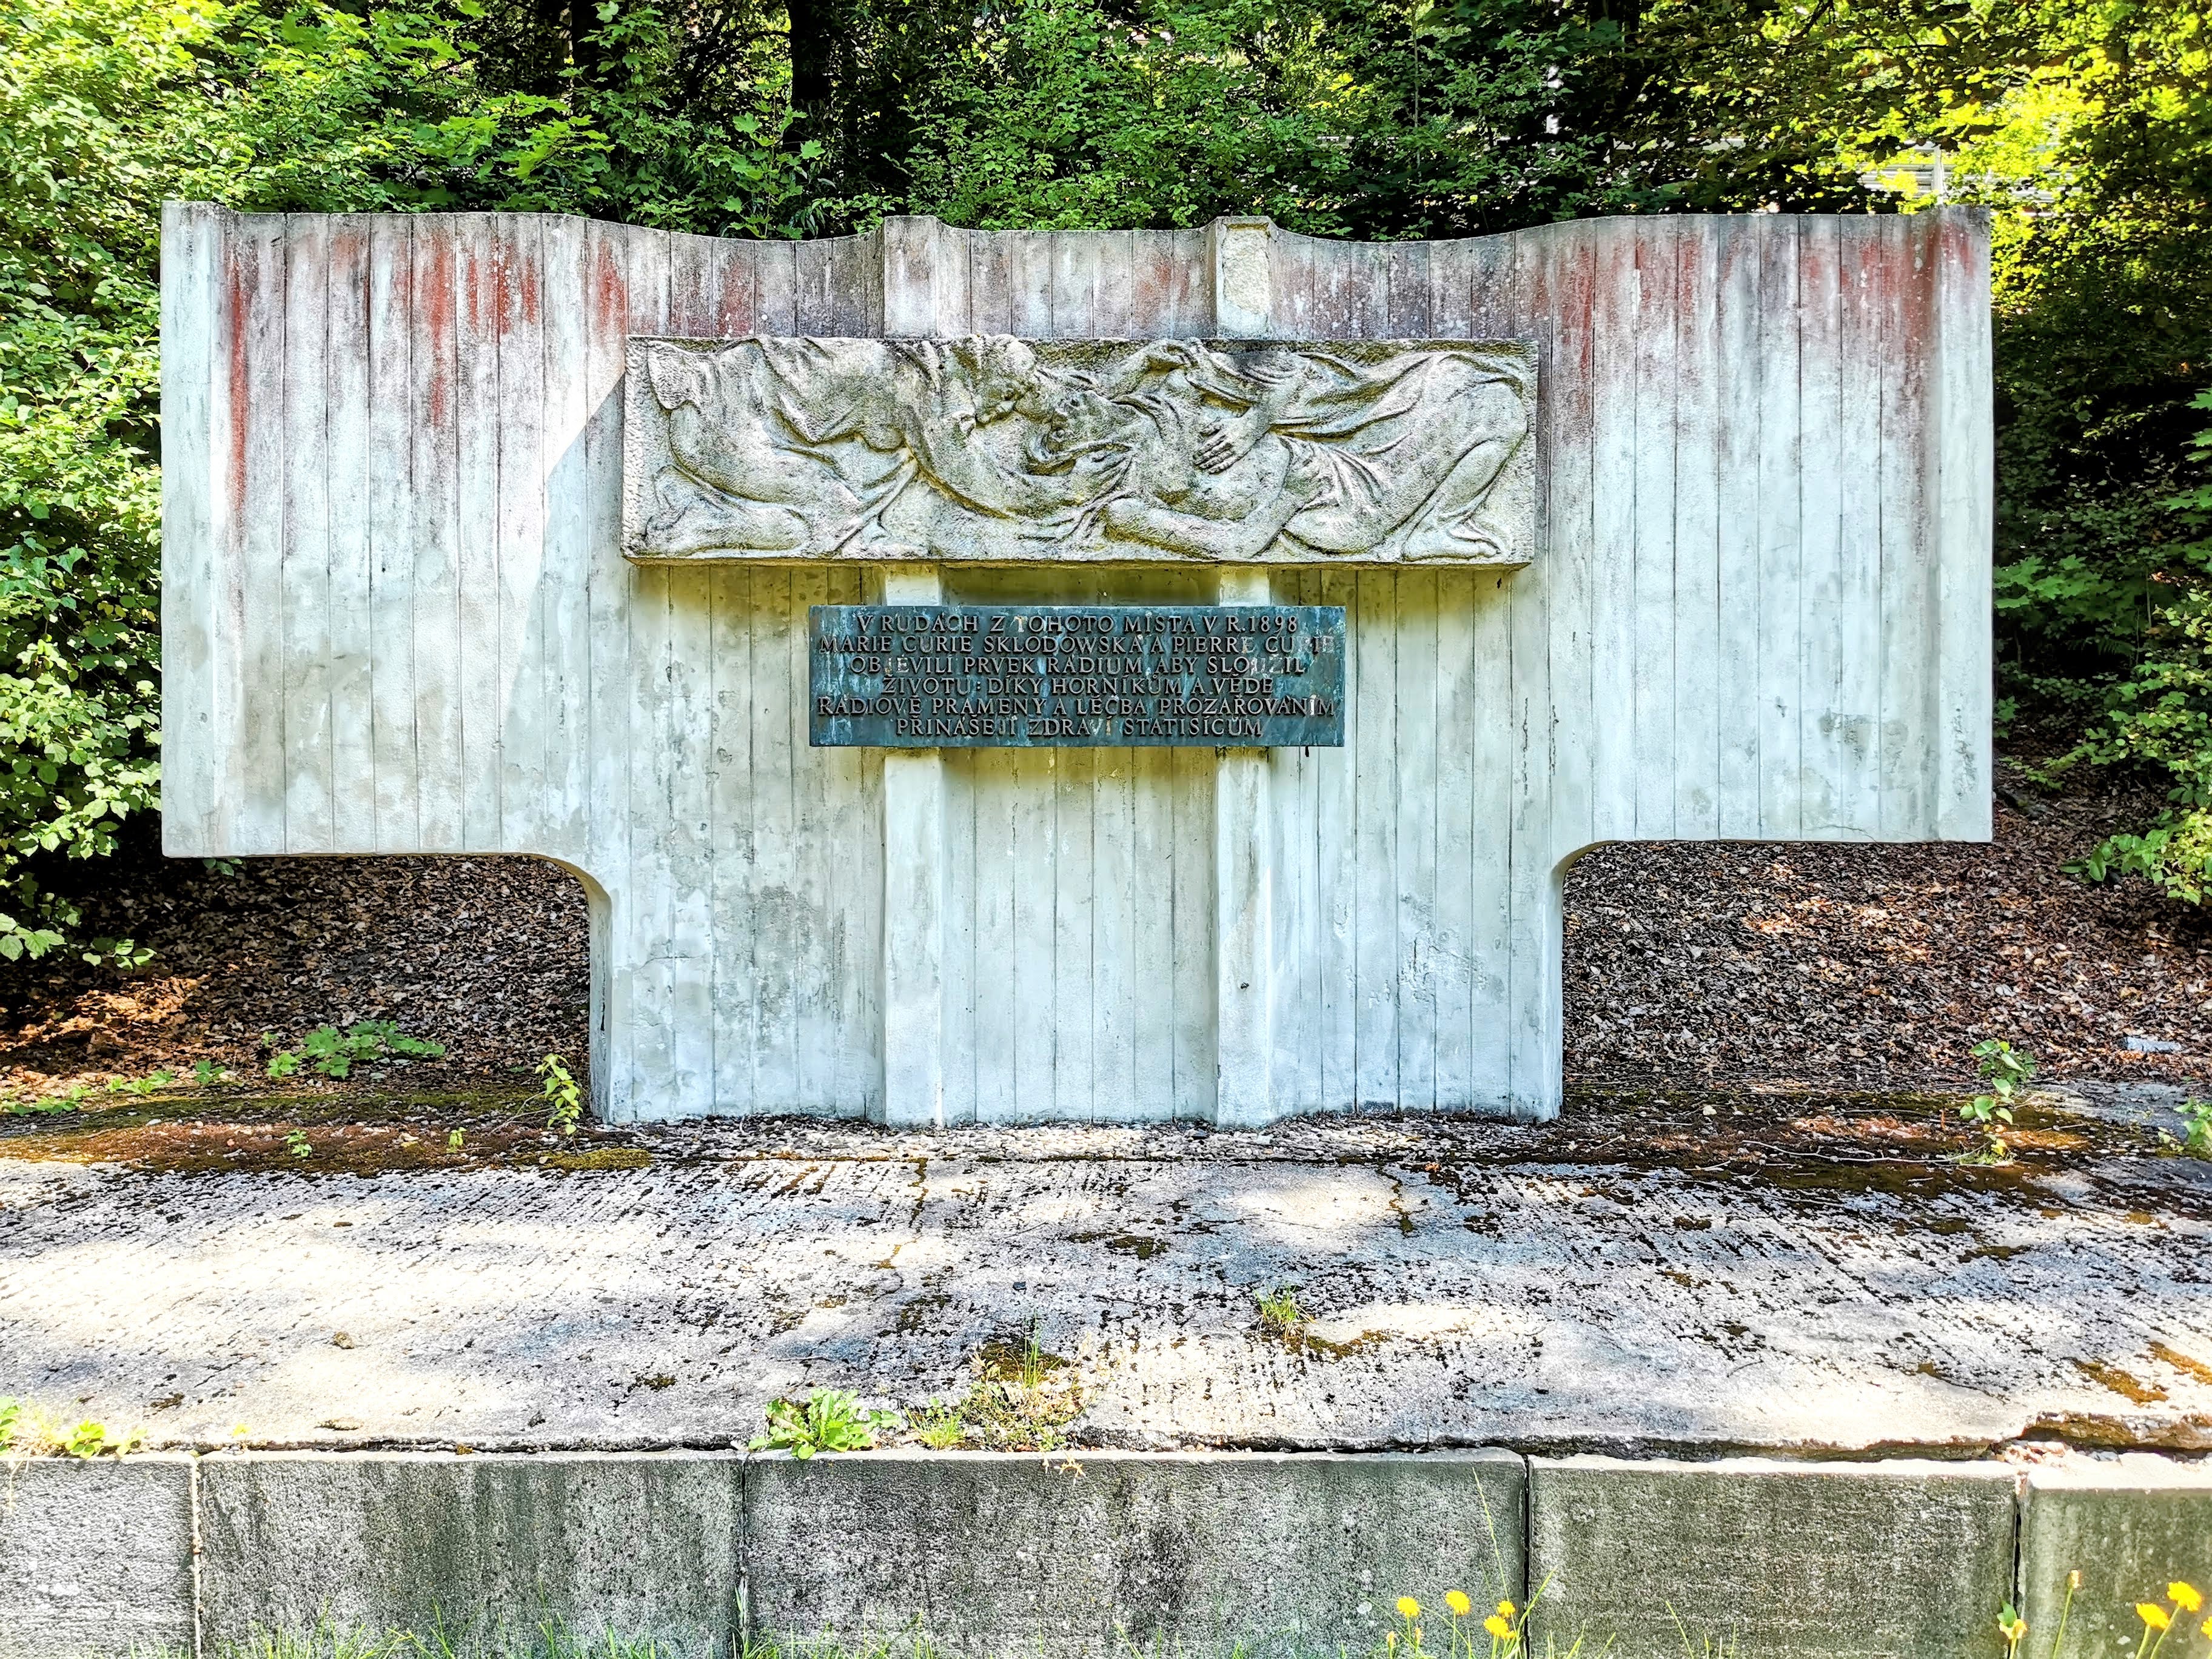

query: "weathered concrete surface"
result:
(2020, 1455), (2212, 1650)
(199, 1450), (742, 1653)
(164, 204), (1992, 1127)
(1528, 1456), (2018, 1658)
(745, 1449), (1524, 1658)
(0, 1453), (194, 1659)
(3, 1101), (2210, 1455)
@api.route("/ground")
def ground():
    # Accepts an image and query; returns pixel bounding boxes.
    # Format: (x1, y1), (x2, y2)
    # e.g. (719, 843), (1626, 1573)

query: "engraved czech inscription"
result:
(810, 605), (1346, 748)
(627, 337), (1535, 567)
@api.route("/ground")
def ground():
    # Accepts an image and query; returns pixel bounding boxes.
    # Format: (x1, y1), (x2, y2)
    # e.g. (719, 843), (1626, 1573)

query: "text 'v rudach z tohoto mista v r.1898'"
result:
(809, 604), (1347, 749)
(159, 207), (1992, 1128)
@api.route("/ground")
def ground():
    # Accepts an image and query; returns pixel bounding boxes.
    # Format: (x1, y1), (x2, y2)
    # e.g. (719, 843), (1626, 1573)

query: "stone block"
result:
(743, 1449), (1526, 1658)
(1528, 1456), (2017, 1659)
(2021, 1456), (2212, 1650)
(0, 1455), (194, 1659)
(199, 1451), (743, 1654)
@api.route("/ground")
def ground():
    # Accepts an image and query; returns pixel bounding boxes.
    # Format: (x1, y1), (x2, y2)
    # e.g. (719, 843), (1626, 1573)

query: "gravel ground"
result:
(0, 778), (2201, 1101)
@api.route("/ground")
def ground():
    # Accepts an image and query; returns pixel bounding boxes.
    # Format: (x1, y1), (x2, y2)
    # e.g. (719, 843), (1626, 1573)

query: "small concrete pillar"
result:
(1210, 215), (1276, 1128)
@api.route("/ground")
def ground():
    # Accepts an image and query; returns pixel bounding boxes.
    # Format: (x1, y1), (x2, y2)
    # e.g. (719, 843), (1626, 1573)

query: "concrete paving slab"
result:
(4, 1096), (2210, 1455)
(198, 1450), (742, 1654)
(0, 1454), (194, 1659)
(2020, 1454), (2212, 1652)
(744, 1449), (1525, 1659)
(1527, 1456), (2019, 1659)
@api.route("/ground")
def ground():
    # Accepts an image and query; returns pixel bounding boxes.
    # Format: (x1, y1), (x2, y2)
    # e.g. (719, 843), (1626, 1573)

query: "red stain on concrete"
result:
(224, 248), (254, 520)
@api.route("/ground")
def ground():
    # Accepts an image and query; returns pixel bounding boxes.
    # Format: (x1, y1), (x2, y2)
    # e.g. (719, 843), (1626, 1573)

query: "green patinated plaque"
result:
(809, 604), (1346, 748)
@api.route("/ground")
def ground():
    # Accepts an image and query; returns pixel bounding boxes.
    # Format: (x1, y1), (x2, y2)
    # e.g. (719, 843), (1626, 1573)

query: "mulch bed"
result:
(1566, 783), (2211, 1091)
(0, 775), (2202, 1101)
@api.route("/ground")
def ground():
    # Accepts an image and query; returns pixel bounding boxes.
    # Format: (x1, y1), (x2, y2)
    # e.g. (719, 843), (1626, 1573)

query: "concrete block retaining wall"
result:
(1, 1449), (2207, 1658)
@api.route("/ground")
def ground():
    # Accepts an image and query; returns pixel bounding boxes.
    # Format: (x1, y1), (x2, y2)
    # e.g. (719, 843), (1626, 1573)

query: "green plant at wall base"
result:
(0, 1396), (142, 1459)
(284, 1128), (312, 1158)
(907, 1401), (965, 1450)
(538, 1053), (582, 1135)
(266, 1022), (446, 1081)
(2163, 1098), (2212, 1158)
(1959, 1038), (2037, 1165)
(749, 1388), (902, 1459)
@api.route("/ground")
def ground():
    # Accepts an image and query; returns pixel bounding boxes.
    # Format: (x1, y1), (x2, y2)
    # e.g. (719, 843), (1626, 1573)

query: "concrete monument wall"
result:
(160, 204), (1991, 1125)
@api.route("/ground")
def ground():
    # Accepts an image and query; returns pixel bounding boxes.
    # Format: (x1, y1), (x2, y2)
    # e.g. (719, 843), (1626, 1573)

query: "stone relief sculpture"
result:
(622, 336), (1536, 566)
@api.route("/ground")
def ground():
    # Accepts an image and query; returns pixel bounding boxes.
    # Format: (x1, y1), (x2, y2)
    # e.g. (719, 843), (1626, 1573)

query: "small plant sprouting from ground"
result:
(204, 1617), (700, 1656)
(897, 1319), (1085, 1452)
(266, 1022), (445, 1081)
(284, 1129), (313, 1159)
(749, 1388), (903, 1459)
(1959, 1037), (2037, 1164)
(447, 1128), (466, 1151)
(0, 1395), (143, 1461)
(1386, 1581), (1583, 1659)
(1257, 1285), (1305, 1338)
(2162, 1098), (2212, 1158)
(908, 1401), (965, 1450)
(539, 1054), (583, 1135)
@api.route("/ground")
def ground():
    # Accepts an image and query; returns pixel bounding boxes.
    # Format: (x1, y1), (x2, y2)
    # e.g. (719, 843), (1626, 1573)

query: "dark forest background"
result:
(0, 0), (2205, 959)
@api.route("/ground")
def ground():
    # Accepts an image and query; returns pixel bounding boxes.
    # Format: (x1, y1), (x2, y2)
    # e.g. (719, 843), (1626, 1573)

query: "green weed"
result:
(0, 1395), (143, 1460)
(1257, 1285), (1305, 1336)
(266, 1022), (446, 1082)
(2161, 1098), (2212, 1158)
(1959, 1038), (2037, 1164)
(538, 1054), (583, 1135)
(749, 1388), (902, 1459)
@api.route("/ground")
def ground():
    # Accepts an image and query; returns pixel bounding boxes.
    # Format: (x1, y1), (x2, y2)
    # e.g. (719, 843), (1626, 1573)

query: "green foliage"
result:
(0, 1395), (142, 1458)
(748, 1387), (902, 1458)
(538, 1053), (581, 1134)
(1256, 1284), (1305, 1335)
(105, 1065), (175, 1095)
(0, 0), (2200, 914)
(2163, 1098), (2212, 1159)
(266, 1021), (444, 1079)
(1959, 1037), (2036, 1164)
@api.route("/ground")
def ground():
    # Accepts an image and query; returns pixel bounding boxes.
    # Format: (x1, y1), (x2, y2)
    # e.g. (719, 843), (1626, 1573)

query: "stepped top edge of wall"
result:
(161, 198), (1992, 254)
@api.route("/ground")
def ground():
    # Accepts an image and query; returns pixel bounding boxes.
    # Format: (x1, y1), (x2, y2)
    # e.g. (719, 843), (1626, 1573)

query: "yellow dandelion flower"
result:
(1498, 1602), (1516, 1620)
(1446, 1591), (1473, 1618)
(2138, 1604), (2172, 1632)
(2200, 1617), (2211, 1640)
(1397, 1598), (1421, 1621)
(2171, 1584), (2204, 1615)
(1483, 1616), (1511, 1640)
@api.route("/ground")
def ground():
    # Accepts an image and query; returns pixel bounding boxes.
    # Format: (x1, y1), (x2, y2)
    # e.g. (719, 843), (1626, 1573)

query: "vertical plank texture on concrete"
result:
(161, 206), (1991, 1125)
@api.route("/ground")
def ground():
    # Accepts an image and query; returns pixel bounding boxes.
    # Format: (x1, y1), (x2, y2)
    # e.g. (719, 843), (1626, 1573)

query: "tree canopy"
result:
(0, 0), (2205, 954)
